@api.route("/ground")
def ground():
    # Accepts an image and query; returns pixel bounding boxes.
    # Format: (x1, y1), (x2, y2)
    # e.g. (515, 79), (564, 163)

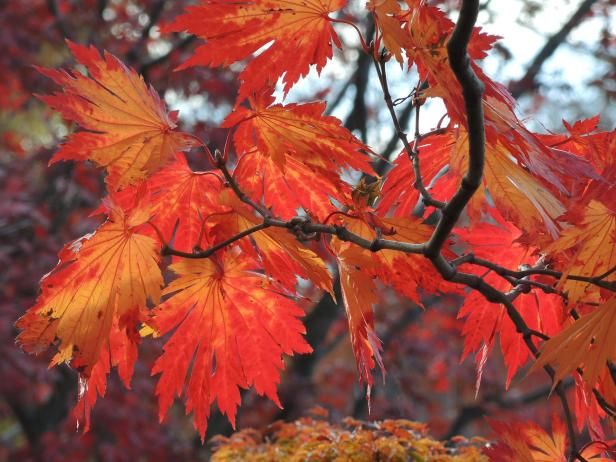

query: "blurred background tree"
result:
(1, 0), (613, 460)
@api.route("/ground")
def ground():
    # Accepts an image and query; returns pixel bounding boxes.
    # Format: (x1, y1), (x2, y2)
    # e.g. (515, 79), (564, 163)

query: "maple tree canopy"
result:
(15, 0), (615, 459)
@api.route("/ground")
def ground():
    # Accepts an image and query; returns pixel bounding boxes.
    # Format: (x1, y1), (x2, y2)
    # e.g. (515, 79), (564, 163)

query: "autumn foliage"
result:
(9, 0), (616, 460)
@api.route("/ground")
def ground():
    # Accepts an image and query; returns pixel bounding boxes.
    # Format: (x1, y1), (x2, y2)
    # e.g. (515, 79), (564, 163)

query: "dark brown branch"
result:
(424, 0), (484, 259)
(509, 0), (599, 99)
(215, 154), (272, 218)
(97, 0), (108, 20)
(162, 222), (270, 259)
(467, 256), (616, 292)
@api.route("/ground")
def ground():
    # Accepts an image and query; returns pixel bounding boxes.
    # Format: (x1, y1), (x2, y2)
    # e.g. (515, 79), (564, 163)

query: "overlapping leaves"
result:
(16, 0), (616, 449)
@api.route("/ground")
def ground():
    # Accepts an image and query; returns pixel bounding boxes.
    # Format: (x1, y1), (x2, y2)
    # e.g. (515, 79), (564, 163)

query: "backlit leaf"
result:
(165, 0), (344, 98)
(37, 42), (195, 190)
(534, 296), (616, 387)
(546, 200), (616, 304)
(147, 249), (311, 439)
(17, 202), (163, 377)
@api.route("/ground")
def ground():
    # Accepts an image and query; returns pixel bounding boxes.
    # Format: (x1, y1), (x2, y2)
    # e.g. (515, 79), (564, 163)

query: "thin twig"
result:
(373, 60), (445, 208)
(466, 256), (616, 292)
(409, 102), (446, 208)
(162, 222), (270, 259)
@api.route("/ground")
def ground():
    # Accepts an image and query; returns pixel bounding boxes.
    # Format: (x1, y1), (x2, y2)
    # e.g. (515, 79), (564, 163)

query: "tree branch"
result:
(466, 256), (616, 292)
(139, 36), (196, 78)
(509, 0), (599, 99)
(424, 0), (484, 259)
(161, 222), (271, 259)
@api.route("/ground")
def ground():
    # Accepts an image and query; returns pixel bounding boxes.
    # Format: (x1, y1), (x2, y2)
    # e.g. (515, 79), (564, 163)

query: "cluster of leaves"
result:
(210, 410), (488, 461)
(13, 0), (615, 460)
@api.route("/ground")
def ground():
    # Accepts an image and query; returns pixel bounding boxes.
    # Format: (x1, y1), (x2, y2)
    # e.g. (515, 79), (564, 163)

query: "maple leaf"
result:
(456, 214), (566, 386)
(144, 154), (224, 252)
(165, 0), (344, 98)
(487, 417), (567, 461)
(16, 201), (163, 377)
(572, 374), (615, 439)
(100, 153), (226, 252)
(146, 249), (311, 439)
(534, 296), (616, 387)
(226, 92), (372, 220)
(234, 149), (345, 221)
(538, 117), (613, 173)
(37, 42), (195, 190)
(546, 200), (616, 304)
(449, 127), (566, 238)
(334, 244), (384, 387)
(368, 0), (411, 63)
(329, 205), (445, 387)
(224, 91), (372, 173)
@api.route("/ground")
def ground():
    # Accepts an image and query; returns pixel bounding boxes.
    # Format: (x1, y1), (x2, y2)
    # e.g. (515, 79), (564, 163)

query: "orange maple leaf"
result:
(367, 0), (411, 63)
(546, 200), (616, 304)
(37, 42), (196, 190)
(329, 203), (441, 387)
(224, 91), (372, 173)
(487, 417), (567, 461)
(234, 149), (347, 221)
(146, 249), (312, 439)
(16, 202), (163, 377)
(335, 246), (384, 389)
(165, 0), (344, 98)
(534, 296), (616, 387)
(226, 92), (372, 220)
(449, 127), (566, 239)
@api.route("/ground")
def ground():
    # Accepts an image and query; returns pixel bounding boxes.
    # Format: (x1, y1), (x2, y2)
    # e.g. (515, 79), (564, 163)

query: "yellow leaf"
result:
(17, 203), (163, 375)
(547, 200), (616, 303)
(38, 42), (195, 190)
